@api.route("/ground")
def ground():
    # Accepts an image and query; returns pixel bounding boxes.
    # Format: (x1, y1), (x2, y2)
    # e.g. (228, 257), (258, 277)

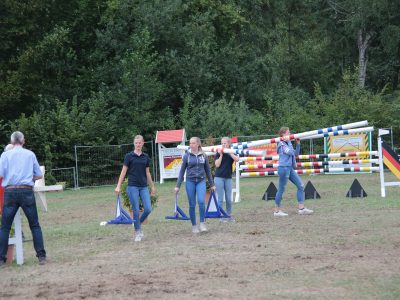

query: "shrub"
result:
(120, 179), (158, 211)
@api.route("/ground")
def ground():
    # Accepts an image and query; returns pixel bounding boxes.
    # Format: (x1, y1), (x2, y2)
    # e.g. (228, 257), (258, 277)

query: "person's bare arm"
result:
(146, 167), (156, 196)
(230, 153), (239, 162)
(215, 154), (223, 168)
(115, 165), (128, 194)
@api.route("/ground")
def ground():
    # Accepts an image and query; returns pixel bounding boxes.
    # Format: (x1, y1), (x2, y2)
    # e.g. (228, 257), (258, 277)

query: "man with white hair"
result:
(0, 131), (47, 267)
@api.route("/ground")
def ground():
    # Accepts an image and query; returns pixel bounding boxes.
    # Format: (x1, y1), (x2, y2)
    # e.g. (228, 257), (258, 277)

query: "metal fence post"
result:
(74, 145), (79, 189)
(153, 140), (158, 182)
(73, 166), (77, 189)
(151, 140), (156, 183)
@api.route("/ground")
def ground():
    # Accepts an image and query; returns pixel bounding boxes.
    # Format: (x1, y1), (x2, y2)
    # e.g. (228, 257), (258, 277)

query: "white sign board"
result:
(159, 147), (185, 183)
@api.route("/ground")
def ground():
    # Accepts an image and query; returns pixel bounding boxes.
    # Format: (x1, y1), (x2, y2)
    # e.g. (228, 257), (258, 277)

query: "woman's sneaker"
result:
(192, 225), (200, 234)
(298, 207), (313, 215)
(199, 222), (208, 232)
(139, 230), (144, 238)
(134, 231), (142, 242)
(274, 210), (288, 217)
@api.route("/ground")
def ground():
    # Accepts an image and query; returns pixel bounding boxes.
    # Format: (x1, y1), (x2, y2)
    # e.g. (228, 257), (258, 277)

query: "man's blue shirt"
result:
(0, 145), (43, 187)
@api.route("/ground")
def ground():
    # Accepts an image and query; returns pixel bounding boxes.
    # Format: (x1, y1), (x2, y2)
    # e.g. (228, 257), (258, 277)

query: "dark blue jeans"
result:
(0, 188), (46, 261)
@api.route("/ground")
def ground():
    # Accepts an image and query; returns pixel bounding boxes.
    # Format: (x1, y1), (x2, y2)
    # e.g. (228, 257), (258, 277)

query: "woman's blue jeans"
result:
(0, 189), (46, 261)
(185, 179), (206, 225)
(275, 166), (304, 207)
(214, 177), (233, 215)
(126, 186), (152, 231)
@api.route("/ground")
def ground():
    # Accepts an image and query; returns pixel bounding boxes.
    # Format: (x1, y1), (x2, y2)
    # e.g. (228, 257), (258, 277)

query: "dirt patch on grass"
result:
(1, 176), (400, 299)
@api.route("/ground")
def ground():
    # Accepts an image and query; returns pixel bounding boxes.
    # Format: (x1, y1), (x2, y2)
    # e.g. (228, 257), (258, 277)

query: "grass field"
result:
(1, 172), (400, 299)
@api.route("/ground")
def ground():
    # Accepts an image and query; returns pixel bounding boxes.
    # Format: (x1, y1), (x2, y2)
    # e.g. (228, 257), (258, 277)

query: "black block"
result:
(346, 178), (367, 198)
(304, 180), (321, 200)
(262, 182), (277, 201)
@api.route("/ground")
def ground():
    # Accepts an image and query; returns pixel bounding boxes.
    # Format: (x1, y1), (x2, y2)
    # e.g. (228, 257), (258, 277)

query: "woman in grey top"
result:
(175, 137), (215, 233)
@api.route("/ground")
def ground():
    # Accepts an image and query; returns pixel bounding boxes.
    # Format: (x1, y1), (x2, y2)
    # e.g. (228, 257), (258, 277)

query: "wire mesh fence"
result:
(74, 141), (156, 188)
(50, 167), (77, 189)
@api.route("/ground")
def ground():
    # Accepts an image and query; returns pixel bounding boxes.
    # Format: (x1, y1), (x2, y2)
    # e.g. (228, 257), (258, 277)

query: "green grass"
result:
(1, 172), (400, 299)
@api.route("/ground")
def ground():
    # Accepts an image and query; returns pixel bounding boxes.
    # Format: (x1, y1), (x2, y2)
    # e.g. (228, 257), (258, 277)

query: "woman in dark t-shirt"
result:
(116, 135), (156, 242)
(214, 137), (239, 221)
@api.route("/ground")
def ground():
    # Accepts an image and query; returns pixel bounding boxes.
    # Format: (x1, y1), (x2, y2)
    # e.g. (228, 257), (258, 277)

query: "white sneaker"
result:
(139, 230), (144, 238)
(134, 232), (142, 242)
(192, 225), (200, 234)
(274, 210), (288, 217)
(199, 222), (208, 232)
(298, 207), (313, 215)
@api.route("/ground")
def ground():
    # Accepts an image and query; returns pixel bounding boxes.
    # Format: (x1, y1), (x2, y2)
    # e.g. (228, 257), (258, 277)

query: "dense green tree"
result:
(10, 95), (117, 167)
(309, 71), (395, 129)
(327, 0), (400, 89)
(179, 92), (266, 138)
(1, 0), (400, 170)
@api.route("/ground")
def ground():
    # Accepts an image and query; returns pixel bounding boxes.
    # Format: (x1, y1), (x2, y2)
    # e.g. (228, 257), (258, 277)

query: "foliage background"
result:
(1, 0), (400, 169)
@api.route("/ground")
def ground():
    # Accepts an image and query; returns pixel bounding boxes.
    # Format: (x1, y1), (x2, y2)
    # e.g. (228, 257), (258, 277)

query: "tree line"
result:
(1, 0), (399, 169)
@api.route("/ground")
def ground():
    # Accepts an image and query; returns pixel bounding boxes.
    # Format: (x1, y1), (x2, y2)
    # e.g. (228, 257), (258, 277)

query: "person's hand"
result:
(115, 186), (120, 194)
(211, 185), (216, 192)
(295, 138), (300, 144)
(151, 186), (156, 196)
(174, 187), (180, 193)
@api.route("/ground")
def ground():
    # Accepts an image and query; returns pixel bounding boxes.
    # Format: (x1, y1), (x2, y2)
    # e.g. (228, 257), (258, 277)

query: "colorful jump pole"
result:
(233, 126), (373, 149)
(206, 125), (372, 151)
(240, 166), (380, 177)
(176, 145), (265, 157)
(239, 151), (378, 162)
(231, 120), (368, 149)
(297, 151), (378, 160)
(298, 126), (374, 141)
(240, 159), (379, 170)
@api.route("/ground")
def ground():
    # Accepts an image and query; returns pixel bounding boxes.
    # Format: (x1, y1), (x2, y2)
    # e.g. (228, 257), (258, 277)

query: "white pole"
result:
(158, 143), (164, 184)
(377, 135), (386, 197)
(234, 161), (240, 203)
(300, 127), (374, 141)
(177, 145), (265, 156)
(8, 208), (24, 265)
(14, 209), (23, 264)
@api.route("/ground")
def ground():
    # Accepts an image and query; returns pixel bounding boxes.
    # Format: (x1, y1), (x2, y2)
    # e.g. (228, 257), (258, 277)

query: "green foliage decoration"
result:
(120, 179), (158, 211)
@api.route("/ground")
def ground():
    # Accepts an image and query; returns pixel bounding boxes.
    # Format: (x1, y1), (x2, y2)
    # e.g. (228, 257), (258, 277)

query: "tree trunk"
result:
(357, 29), (372, 88)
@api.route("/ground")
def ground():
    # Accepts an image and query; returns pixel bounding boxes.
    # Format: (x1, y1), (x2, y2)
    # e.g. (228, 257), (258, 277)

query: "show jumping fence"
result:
(49, 123), (397, 190)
